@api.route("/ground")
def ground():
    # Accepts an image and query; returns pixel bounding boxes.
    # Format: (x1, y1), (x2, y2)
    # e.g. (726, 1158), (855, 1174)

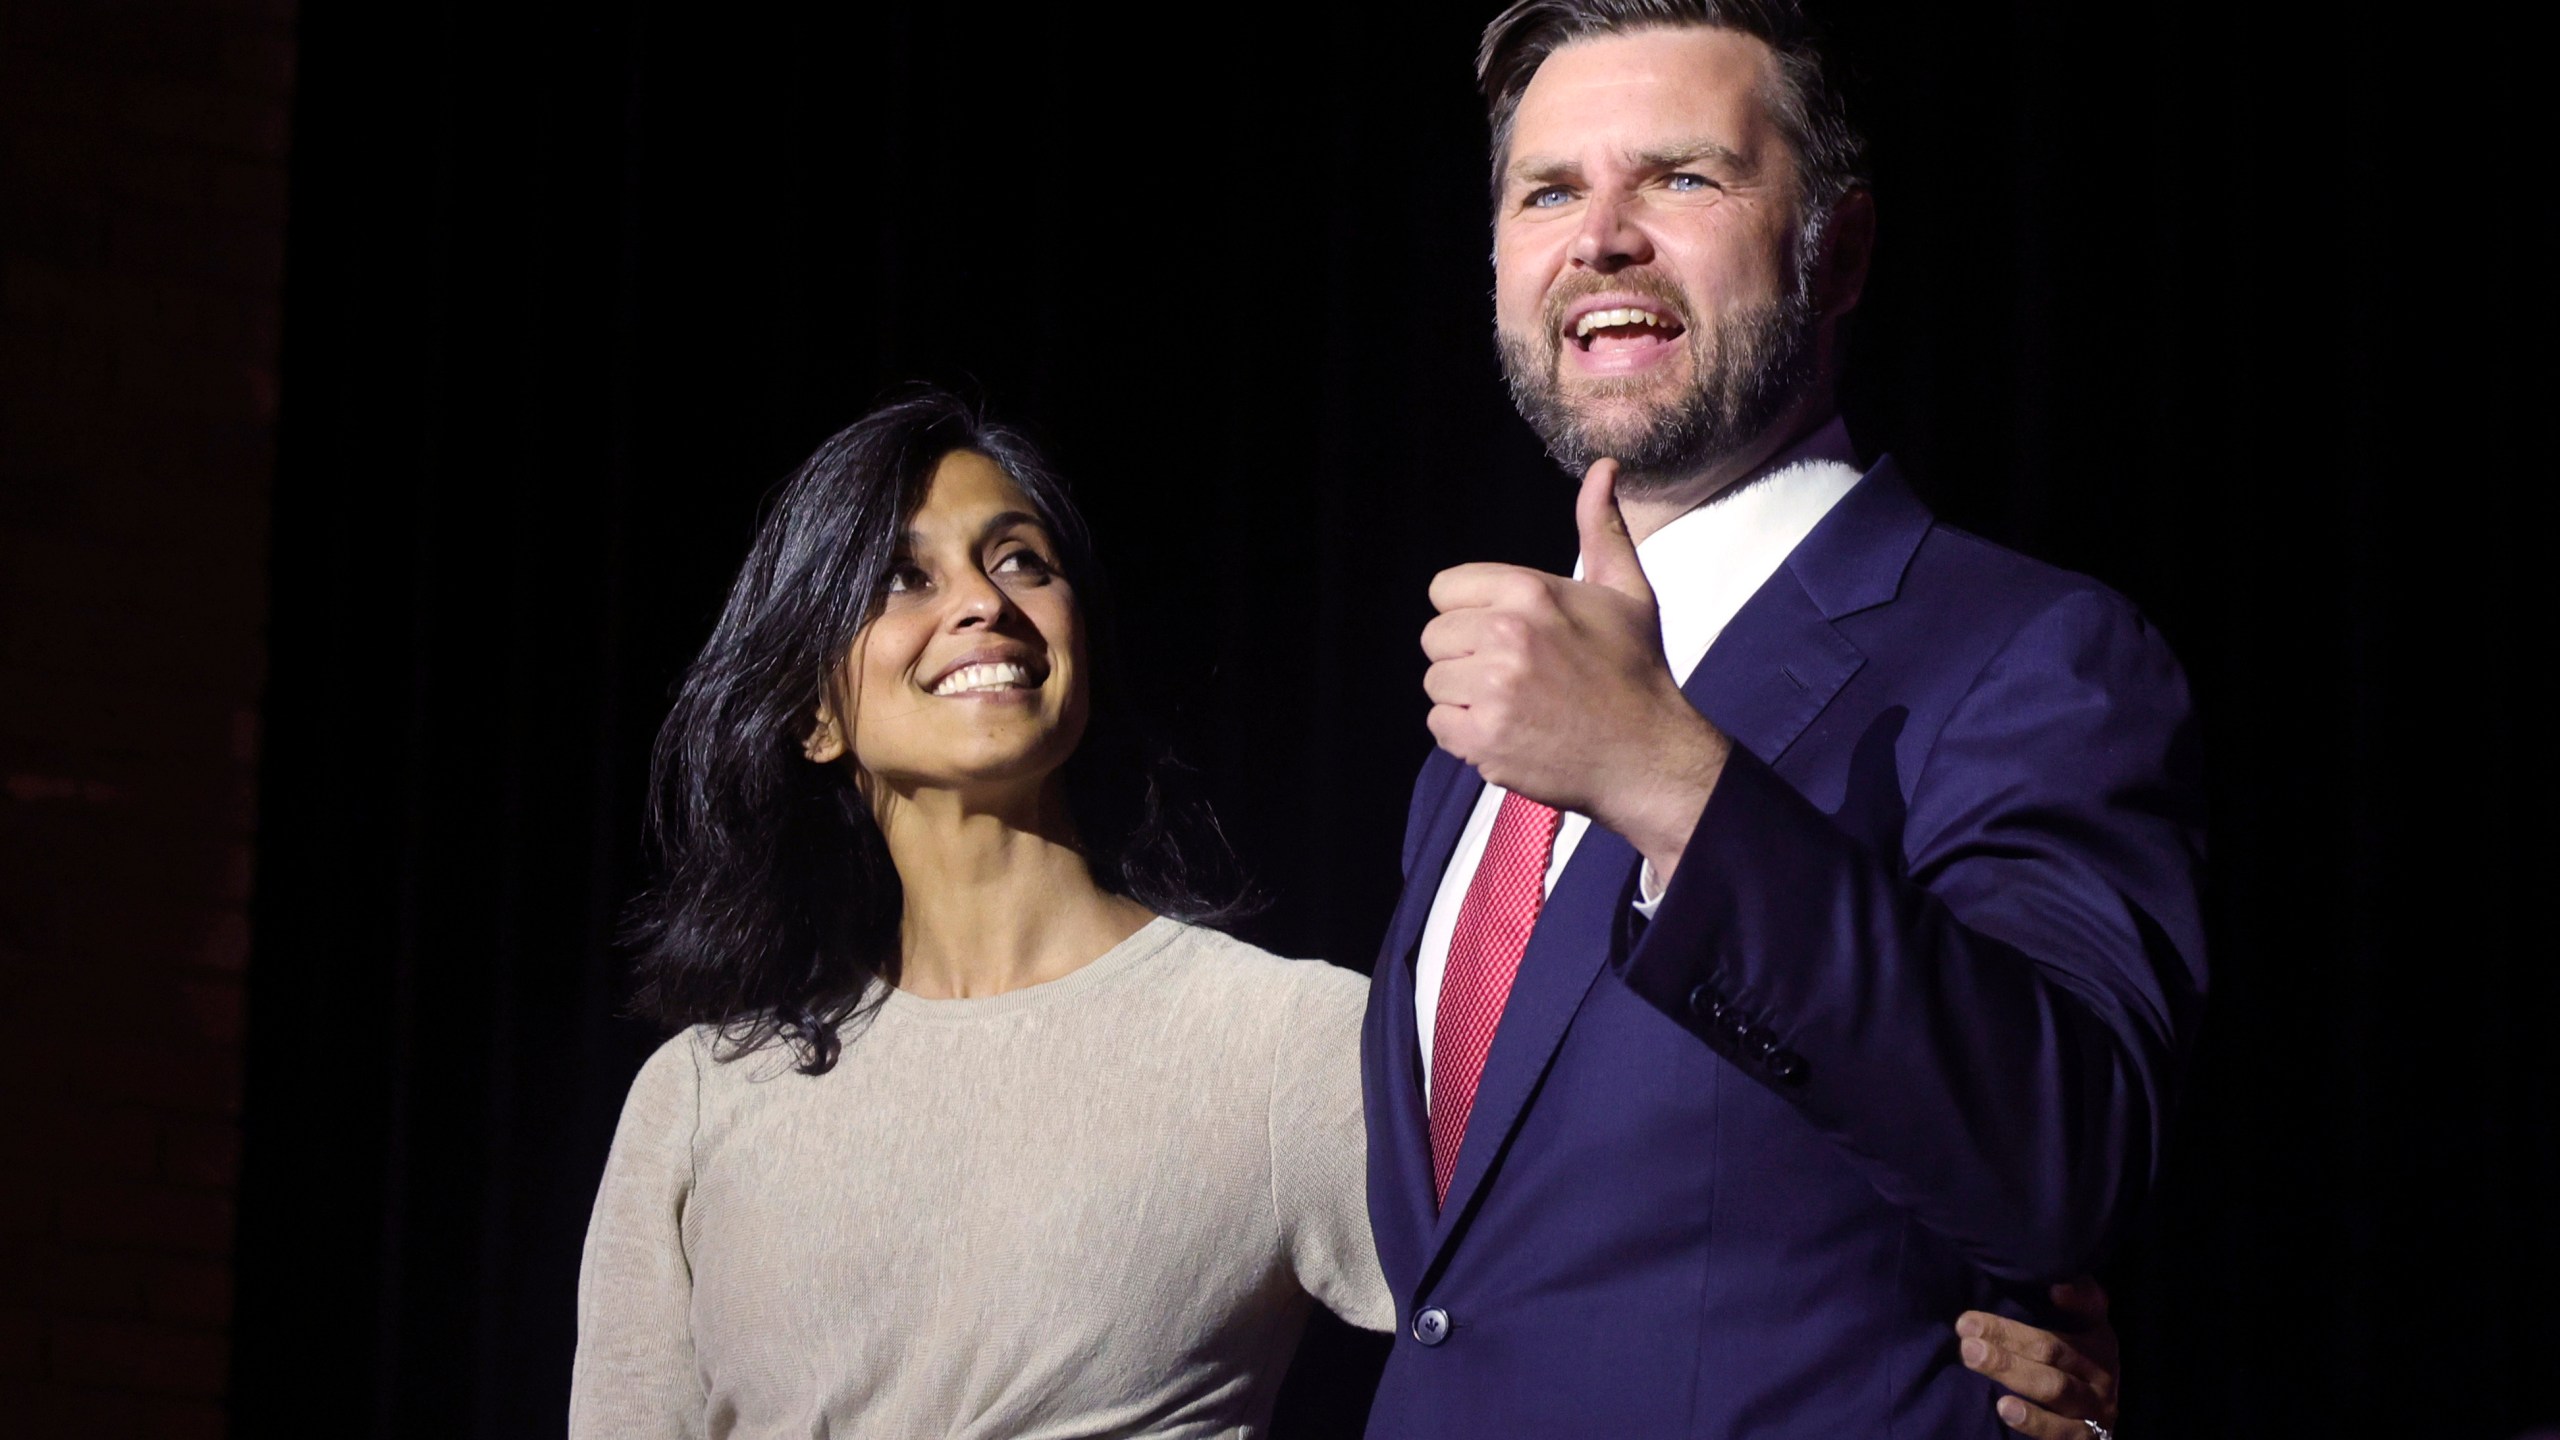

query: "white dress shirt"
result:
(1414, 419), (1866, 1098)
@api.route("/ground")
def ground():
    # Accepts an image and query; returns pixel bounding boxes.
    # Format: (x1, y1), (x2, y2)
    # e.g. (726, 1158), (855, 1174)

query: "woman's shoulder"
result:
(632, 1027), (705, 1083)
(657, 1020), (830, 1090)
(1148, 919), (1370, 1019)
(624, 1024), (800, 1105)
(602, 1027), (717, 1154)
(1143, 923), (1367, 1107)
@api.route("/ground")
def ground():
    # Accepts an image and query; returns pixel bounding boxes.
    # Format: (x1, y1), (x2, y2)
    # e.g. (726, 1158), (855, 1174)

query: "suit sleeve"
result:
(1620, 587), (2206, 1281)
(569, 1032), (710, 1439)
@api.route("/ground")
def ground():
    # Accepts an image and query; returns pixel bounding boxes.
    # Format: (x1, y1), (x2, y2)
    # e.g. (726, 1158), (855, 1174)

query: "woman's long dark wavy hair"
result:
(626, 388), (1252, 1074)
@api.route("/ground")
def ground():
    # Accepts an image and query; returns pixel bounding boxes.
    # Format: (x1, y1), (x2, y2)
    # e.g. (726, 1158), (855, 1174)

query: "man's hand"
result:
(1956, 1279), (2122, 1438)
(1421, 458), (1729, 882)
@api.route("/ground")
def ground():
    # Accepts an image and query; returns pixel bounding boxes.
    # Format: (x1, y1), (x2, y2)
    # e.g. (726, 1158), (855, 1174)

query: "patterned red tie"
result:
(1428, 790), (1565, 1206)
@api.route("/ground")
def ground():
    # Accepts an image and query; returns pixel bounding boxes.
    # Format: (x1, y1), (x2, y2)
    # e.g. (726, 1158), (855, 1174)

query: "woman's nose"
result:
(943, 569), (1008, 628)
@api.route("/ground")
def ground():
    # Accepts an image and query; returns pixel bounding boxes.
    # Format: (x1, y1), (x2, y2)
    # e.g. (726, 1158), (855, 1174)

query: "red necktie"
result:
(1428, 790), (1565, 1206)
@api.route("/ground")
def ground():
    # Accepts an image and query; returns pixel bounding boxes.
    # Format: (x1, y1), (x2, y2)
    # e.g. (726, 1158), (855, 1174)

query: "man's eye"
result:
(1524, 184), (1573, 209)
(1666, 172), (1721, 194)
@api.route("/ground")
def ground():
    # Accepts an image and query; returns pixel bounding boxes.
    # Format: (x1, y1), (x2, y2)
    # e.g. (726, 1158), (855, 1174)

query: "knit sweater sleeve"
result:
(570, 1031), (709, 1439)
(1269, 961), (1394, 1332)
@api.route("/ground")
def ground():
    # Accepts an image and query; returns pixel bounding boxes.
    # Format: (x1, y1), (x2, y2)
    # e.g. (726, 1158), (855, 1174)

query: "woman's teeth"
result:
(931, 662), (1035, 696)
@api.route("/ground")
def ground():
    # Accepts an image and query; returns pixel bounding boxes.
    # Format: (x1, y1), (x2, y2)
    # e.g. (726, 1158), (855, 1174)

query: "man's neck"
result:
(1619, 402), (1846, 545)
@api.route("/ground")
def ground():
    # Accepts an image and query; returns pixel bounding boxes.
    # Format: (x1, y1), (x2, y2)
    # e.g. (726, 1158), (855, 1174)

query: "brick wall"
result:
(0, 1), (296, 1433)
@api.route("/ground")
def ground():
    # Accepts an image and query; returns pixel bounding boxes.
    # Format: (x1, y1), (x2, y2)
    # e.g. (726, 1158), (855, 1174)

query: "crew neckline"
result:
(874, 914), (1185, 1022)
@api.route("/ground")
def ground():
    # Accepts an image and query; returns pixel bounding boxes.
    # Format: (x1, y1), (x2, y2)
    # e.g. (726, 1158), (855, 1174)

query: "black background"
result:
(234, 2), (2554, 1436)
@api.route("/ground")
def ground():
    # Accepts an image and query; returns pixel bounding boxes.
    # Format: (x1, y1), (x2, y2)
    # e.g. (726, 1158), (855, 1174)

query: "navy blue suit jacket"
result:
(1359, 461), (2206, 1437)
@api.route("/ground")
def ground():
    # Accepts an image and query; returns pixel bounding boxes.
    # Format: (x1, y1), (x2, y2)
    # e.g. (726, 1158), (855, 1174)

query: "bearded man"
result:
(1356, 2), (2207, 1435)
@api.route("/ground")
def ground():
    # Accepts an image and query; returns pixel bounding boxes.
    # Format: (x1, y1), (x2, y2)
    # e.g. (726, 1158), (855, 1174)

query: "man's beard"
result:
(1498, 281), (1819, 496)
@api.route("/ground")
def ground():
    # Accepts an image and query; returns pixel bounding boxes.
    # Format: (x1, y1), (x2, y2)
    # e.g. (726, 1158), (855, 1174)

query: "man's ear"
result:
(1813, 187), (1875, 323)
(804, 698), (846, 765)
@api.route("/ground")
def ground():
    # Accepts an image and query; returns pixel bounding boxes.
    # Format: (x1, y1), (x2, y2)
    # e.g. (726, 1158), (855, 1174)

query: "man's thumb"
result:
(1576, 458), (1654, 606)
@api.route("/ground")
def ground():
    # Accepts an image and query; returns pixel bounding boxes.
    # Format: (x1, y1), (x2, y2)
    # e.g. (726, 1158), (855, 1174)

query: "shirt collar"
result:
(1624, 415), (1867, 683)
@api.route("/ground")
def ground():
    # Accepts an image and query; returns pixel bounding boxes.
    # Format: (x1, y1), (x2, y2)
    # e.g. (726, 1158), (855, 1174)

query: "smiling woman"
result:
(574, 389), (1394, 1439)
(806, 451), (1092, 831)
(620, 392), (1248, 1067)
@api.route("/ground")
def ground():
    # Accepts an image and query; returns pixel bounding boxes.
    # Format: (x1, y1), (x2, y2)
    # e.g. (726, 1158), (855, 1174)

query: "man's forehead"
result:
(1510, 25), (1782, 150)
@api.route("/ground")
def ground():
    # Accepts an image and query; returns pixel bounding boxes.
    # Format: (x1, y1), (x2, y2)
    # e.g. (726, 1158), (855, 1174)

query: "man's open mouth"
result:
(1569, 303), (1687, 356)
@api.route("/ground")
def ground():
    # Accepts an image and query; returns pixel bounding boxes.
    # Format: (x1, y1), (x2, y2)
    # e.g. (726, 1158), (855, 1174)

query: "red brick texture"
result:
(0, 0), (296, 1433)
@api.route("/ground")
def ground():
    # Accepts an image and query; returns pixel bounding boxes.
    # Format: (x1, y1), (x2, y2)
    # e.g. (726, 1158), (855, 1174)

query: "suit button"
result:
(1411, 1306), (1452, 1346)
(1722, 1014), (1754, 1048)
(1742, 1026), (1780, 1059)
(1685, 984), (1724, 1018)
(1768, 1049), (1809, 1086)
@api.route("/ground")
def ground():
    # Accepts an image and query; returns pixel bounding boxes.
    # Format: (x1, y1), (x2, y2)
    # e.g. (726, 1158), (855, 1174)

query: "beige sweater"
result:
(570, 917), (1391, 1440)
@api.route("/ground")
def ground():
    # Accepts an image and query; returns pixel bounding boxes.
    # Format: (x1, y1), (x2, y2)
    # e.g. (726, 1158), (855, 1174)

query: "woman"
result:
(571, 389), (2122, 1438)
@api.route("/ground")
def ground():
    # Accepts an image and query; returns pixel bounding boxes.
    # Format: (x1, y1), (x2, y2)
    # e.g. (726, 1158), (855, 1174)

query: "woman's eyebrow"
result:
(975, 510), (1046, 543)
(898, 510), (1045, 551)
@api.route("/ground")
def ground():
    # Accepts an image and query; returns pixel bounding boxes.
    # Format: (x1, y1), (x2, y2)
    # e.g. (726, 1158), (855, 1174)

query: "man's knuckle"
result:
(2014, 1367), (2066, 1405)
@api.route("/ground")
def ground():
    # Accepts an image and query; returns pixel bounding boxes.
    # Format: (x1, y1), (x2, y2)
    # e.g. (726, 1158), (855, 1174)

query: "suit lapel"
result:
(1408, 461), (1930, 1279)
(1371, 748), (1484, 1264)
(1684, 459), (1926, 765)
(1427, 821), (1629, 1258)
(1378, 749), (1483, 983)
(1684, 565), (1864, 766)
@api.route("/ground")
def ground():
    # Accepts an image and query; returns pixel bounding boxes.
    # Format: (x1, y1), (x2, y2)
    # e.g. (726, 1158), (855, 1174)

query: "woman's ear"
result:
(804, 699), (846, 765)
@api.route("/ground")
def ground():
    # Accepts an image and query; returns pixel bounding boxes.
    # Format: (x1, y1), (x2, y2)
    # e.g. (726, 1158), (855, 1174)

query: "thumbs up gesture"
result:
(1571, 456), (1658, 612)
(1422, 459), (1732, 881)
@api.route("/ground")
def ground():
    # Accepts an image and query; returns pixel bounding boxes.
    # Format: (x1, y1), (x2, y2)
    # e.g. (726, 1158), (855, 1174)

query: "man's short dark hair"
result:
(1476, 0), (1868, 220)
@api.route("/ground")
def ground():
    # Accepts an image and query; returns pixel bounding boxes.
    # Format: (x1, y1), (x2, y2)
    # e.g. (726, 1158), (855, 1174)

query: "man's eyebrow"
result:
(1506, 139), (1749, 190)
(1505, 153), (1582, 188)
(1632, 138), (1747, 172)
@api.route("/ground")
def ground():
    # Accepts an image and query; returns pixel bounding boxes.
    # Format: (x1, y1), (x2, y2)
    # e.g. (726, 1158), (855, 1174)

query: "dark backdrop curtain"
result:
(236, 2), (2552, 1436)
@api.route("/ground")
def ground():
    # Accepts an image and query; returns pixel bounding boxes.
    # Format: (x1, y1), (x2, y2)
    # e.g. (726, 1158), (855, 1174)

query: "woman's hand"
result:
(1956, 1278), (2120, 1437)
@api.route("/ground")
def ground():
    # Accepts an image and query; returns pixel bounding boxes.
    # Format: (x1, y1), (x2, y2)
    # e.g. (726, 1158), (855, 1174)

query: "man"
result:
(1358, 2), (2206, 1435)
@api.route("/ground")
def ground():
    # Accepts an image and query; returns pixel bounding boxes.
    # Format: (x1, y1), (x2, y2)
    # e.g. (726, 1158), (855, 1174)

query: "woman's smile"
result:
(925, 651), (1049, 699)
(821, 448), (1089, 796)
